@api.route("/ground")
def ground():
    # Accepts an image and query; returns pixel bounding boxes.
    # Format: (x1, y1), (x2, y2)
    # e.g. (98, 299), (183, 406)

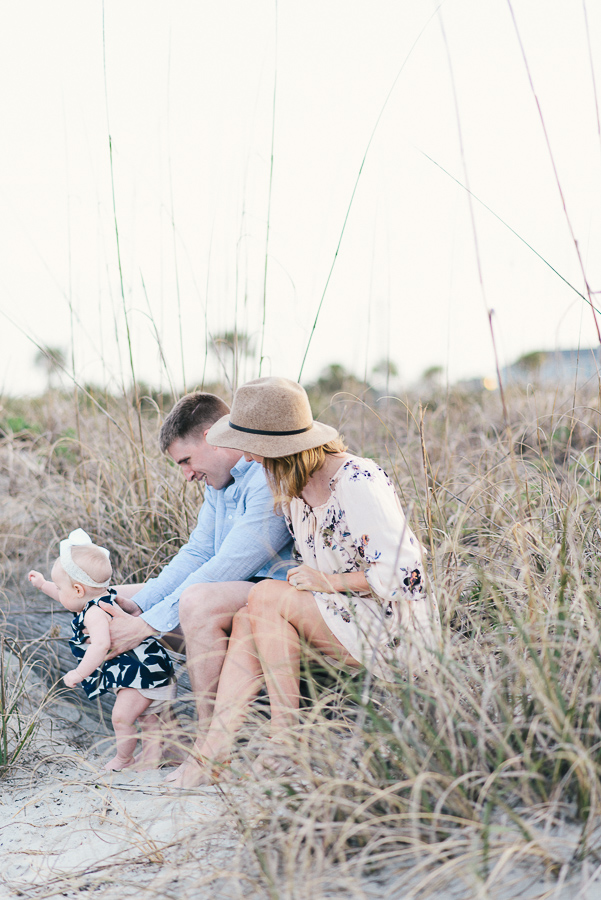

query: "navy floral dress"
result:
(284, 457), (440, 678)
(70, 589), (174, 699)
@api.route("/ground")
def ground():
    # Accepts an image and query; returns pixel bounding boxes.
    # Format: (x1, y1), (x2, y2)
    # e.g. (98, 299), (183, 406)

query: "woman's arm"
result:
(335, 462), (427, 603)
(63, 604), (111, 687)
(287, 565), (369, 594)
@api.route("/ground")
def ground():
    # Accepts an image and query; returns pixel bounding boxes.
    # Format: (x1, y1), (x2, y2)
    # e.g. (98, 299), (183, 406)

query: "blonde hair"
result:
(262, 438), (347, 507)
(70, 545), (112, 585)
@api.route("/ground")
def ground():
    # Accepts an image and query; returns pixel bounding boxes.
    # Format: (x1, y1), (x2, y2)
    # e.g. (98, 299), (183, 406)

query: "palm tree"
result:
(209, 331), (254, 390)
(34, 345), (66, 391)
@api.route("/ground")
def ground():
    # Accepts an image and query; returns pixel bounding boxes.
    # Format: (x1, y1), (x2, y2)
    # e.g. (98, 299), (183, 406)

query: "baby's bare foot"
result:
(131, 746), (162, 771)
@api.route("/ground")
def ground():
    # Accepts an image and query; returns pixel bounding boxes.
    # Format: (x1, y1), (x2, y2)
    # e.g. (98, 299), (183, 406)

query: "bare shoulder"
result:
(83, 602), (110, 625)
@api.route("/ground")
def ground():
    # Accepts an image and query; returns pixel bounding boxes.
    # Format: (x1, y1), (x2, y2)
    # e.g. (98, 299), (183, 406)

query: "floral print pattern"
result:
(284, 456), (440, 679)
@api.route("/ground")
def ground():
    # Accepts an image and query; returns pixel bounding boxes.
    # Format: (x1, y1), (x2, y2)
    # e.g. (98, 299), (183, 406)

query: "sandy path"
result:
(0, 699), (255, 899)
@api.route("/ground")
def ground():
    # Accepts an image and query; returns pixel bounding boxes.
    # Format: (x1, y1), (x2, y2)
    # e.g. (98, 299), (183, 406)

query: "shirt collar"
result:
(221, 456), (254, 499)
(230, 457), (253, 479)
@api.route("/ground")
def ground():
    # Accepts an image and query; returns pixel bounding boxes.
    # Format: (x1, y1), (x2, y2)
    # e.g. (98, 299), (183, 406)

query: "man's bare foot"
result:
(160, 743), (193, 767)
(251, 740), (296, 780)
(103, 754), (135, 771)
(129, 740), (191, 769)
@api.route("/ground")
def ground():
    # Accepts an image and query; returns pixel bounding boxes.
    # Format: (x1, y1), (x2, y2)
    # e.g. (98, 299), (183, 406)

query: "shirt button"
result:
(228, 515), (232, 519)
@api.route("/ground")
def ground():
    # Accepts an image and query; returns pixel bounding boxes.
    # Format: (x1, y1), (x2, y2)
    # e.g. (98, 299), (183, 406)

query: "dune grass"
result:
(2, 379), (601, 896)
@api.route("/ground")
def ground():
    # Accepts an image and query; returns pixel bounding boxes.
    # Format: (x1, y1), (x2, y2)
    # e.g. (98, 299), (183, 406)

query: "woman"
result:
(166, 377), (440, 788)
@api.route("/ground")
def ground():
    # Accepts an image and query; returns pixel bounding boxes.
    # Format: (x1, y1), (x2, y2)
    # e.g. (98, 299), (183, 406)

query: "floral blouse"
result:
(283, 456), (439, 677)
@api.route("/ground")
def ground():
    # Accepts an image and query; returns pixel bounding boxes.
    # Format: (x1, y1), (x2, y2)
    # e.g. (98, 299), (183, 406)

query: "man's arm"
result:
(140, 470), (291, 633)
(99, 599), (159, 657)
(101, 490), (219, 655)
(131, 488), (217, 615)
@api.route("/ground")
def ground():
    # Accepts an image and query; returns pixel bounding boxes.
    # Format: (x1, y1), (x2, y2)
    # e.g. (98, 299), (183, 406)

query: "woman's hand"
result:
(287, 565), (336, 593)
(287, 566), (370, 595)
(28, 570), (45, 589)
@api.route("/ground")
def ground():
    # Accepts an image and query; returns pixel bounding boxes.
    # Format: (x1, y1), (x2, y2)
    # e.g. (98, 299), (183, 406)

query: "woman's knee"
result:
(230, 605), (251, 636)
(247, 579), (295, 620)
(246, 581), (275, 616)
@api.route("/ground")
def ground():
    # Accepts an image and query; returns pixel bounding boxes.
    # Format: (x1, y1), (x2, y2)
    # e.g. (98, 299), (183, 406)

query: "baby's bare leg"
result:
(104, 688), (153, 771)
(134, 711), (162, 770)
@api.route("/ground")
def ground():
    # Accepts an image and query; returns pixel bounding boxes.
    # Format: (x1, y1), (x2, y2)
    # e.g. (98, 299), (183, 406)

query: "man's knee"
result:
(179, 583), (218, 625)
(180, 582), (252, 636)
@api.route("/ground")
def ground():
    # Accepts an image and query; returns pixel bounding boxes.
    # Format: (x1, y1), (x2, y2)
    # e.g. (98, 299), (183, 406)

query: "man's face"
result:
(167, 433), (235, 490)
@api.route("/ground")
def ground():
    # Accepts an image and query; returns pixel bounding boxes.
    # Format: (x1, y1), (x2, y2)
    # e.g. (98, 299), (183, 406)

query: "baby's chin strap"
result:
(59, 528), (111, 589)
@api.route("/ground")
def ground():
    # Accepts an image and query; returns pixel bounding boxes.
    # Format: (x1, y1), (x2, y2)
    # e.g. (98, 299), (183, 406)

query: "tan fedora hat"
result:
(206, 377), (339, 458)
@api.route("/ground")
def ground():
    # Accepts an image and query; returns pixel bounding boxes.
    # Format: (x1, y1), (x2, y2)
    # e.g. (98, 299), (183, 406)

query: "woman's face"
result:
(244, 452), (265, 465)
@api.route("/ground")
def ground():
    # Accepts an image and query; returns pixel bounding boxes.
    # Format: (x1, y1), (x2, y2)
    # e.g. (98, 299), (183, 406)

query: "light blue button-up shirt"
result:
(135, 459), (293, 633)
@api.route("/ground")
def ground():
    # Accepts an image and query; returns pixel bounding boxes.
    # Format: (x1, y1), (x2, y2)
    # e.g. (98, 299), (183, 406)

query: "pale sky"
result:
(0, 0), (599, 397)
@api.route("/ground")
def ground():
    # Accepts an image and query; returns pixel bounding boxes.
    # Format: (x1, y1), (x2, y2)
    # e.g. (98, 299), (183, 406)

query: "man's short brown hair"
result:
(159, 392), (230, 454)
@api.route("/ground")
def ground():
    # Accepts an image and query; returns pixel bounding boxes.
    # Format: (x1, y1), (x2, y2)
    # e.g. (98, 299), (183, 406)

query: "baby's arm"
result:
(63, 604), (111, 688)
(28, 570), (60, 602)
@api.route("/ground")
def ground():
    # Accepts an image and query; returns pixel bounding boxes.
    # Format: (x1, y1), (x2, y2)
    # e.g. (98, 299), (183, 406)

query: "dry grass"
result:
(2, 379), (601, 897)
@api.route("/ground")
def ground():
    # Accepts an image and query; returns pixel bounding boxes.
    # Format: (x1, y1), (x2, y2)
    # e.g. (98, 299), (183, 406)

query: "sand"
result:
(0, 698), (255, 899)
(2, 696), (601, 899)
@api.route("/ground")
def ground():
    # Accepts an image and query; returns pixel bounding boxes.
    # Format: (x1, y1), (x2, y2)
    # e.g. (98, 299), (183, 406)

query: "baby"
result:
(28, 529), (176, 771)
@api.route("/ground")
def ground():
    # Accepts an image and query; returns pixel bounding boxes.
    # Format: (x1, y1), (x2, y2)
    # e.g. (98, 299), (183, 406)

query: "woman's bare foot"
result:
(251, 740), (296, 780)
(103, 754), (135, 772)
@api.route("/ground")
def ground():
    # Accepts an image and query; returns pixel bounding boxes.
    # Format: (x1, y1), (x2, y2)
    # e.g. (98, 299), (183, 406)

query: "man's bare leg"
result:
(177, 581), (255, 737)
(113, 580), (254, 774)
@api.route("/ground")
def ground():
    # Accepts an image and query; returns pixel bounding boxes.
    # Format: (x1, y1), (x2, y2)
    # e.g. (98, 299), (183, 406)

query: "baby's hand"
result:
(63, 669), (82, 688)
(28, 570), (45, 589)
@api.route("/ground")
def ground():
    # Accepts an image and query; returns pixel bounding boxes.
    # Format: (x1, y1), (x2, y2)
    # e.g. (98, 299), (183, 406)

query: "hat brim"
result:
(206, 414), (340, 457)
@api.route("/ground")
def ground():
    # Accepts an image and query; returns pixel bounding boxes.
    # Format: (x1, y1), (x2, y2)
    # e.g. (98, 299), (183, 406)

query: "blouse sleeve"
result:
(334, 464), (427, 604)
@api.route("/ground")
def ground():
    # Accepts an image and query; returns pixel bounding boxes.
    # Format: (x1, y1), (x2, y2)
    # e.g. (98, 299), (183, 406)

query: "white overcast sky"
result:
(0, 0), (600, 397)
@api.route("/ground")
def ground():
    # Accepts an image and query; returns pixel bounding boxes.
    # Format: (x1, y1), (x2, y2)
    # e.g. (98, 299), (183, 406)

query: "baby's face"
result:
(50, 560), (87, 612)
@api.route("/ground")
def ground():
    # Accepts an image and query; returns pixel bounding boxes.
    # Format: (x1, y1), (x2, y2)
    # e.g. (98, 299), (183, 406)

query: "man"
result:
(103, 391), (292, 734)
